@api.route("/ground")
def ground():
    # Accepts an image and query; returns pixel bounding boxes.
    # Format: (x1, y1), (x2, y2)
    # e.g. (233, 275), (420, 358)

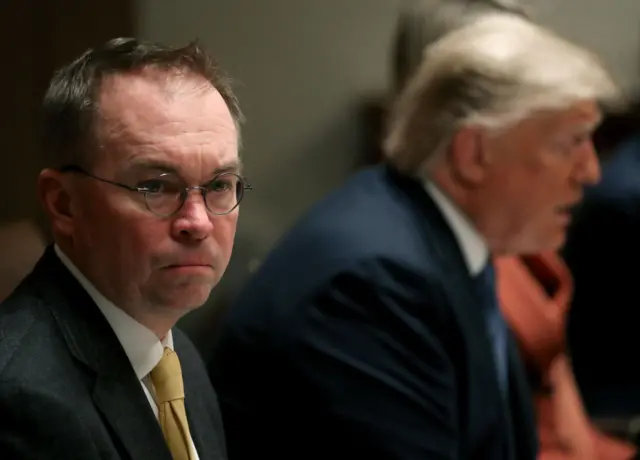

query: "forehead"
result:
(95, 71), (238, 176)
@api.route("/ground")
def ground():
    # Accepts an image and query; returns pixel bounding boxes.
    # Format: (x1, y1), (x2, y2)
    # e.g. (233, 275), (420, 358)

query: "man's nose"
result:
(171, 190), (214, 241)
(577, 141), (601, 186)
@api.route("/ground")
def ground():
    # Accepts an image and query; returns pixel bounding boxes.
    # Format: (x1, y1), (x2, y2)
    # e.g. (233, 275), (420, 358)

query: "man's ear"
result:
(37, 169), (74, 237)
(449, 126), (490, 186)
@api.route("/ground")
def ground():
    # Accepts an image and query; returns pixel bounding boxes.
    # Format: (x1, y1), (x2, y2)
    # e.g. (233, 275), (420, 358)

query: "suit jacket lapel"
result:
(93, 374), (172, 460)
(34, 246), (172, 460)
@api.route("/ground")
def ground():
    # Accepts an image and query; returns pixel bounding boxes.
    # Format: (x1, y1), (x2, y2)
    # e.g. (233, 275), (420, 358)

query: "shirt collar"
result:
(425, 182), (489, 276)
(54, 244), (172, 380)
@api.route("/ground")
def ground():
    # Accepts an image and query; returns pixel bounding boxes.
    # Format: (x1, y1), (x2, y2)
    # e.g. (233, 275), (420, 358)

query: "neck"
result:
(429, 168), (502, 250)
(130, 309), (176, 340)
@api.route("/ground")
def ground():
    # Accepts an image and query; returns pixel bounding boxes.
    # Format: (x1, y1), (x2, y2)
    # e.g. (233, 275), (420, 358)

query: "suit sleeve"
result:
(0, 384), (100, 459)
(288, 258), (459, 459)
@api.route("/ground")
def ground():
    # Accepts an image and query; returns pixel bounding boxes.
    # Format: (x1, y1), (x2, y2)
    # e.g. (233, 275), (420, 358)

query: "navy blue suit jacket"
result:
(210, 165), (537, 459)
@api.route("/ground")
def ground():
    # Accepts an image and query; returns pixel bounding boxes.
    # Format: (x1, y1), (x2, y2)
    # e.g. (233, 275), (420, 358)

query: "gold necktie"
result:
(151, 347), (194, 460)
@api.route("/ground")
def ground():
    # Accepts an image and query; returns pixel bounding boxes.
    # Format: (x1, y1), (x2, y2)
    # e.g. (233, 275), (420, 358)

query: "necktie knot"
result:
(150, 347), (184, 404)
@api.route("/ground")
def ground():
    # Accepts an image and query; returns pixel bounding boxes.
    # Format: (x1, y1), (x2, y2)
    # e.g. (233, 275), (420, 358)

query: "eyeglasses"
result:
(59, 165), (252, 217)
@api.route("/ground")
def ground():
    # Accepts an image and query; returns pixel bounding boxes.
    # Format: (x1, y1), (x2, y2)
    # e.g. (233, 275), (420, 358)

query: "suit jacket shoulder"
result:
(0, 249), (145, 459)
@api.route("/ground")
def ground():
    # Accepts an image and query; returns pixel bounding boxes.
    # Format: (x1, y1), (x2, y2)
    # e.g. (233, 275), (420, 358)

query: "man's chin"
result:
(150, 282), (215, 311)
(156, 266), (218, 285)
(496, 230), (567, 256)
(525, 234), (566, 255)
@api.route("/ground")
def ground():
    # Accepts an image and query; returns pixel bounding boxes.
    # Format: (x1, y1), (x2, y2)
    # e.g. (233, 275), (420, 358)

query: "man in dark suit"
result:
(209, 13), (618, 460)
(0, 37), (249, 459)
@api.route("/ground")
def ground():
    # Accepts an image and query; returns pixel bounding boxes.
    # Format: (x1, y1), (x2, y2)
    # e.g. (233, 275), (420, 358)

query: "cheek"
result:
(80, 199), (162, 265)
(508, 160), (570, 205)
(125, 216), (176, 271)
(73, 192), (113, 244)
(533, 167), (574, 209)
(213, 214), (238, 257)
(488, 168), (532, 211)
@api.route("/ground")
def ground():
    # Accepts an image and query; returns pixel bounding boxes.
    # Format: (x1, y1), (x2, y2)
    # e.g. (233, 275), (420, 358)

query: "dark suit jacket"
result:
(563, 134), (640, 416)
(0, 246), (227, 460)
(209, 165), (538, 460)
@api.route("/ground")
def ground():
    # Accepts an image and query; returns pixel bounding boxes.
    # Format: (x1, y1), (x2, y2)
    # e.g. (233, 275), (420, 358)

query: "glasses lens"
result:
(143, 177), (184, 217)
(205, 173), (244, 214)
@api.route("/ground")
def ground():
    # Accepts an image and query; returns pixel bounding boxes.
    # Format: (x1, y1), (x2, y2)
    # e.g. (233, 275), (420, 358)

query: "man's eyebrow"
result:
(215, 161), (243, 175)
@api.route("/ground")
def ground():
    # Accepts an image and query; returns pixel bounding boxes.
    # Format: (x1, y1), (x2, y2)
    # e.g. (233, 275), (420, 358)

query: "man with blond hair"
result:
(210, 10), (619, 460)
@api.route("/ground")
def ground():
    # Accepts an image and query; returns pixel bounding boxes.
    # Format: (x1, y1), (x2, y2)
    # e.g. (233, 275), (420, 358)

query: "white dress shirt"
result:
(54, 245), (200, 460)
(424, 182), (488, 276)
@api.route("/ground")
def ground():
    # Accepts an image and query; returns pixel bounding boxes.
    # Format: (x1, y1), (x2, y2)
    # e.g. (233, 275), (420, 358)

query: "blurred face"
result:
(478, 101), (601, 254)
(40, 72), (240, 335)
(447, 101), (602, 255)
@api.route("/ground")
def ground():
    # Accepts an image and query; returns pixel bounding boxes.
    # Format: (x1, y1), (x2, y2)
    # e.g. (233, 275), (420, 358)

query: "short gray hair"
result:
(384, 13), (620, 176)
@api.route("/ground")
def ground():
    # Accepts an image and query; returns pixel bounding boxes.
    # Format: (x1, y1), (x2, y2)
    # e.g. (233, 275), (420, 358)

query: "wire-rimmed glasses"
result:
(59, 165), (252, 217)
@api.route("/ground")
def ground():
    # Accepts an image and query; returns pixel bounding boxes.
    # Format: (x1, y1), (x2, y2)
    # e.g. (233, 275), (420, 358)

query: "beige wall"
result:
(536, 0), (640, 96)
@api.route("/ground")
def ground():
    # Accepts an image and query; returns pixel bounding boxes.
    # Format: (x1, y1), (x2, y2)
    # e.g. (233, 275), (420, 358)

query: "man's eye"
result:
(208, 179), (233, 192)
(572, 134), (590, 146)
(138, 180), (181, 194)
(552, 134), (589, 154)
